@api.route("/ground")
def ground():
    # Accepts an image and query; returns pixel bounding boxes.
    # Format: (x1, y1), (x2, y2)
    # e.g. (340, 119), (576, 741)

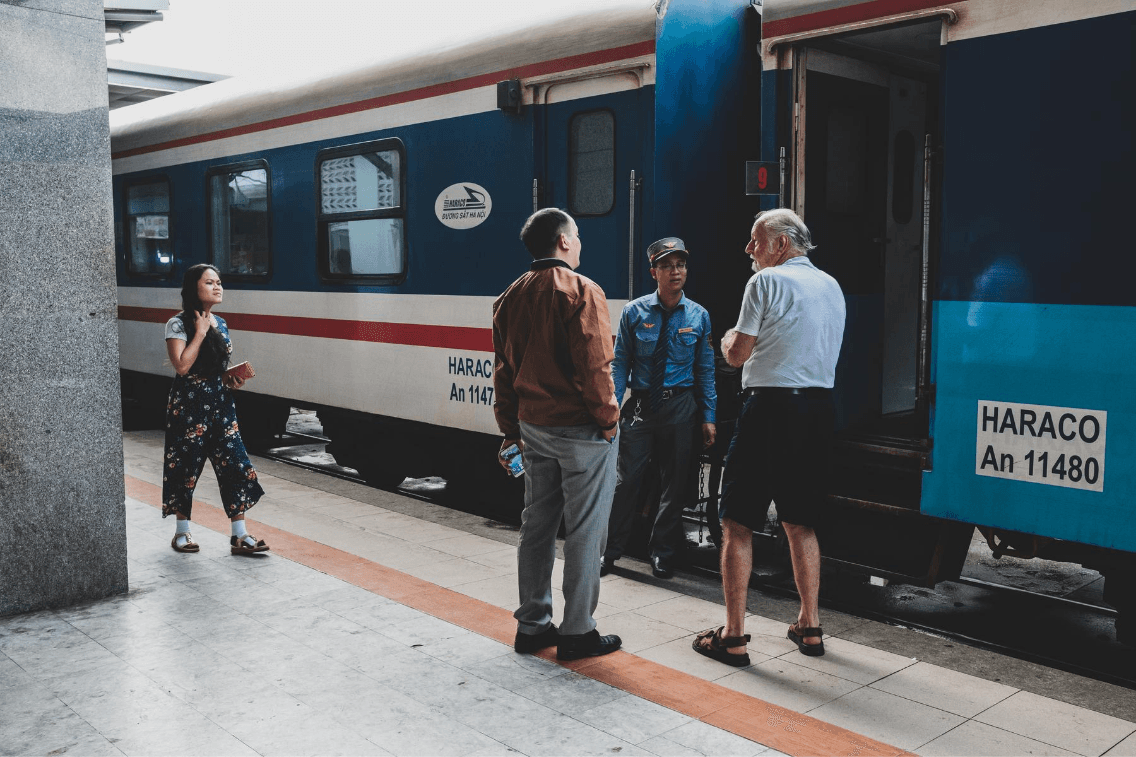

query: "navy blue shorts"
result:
(718, 388), (835, 530)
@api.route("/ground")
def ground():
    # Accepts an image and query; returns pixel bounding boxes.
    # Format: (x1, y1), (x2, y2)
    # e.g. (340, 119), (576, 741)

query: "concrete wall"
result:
(0, 0), (129, 614)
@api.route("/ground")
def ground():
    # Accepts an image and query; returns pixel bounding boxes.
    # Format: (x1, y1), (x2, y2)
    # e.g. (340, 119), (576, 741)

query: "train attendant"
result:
(492, 208), (623, 661)
(601, 238), (716, 580)
(162, 264), (269, 555)
(694, 209), (845, 665)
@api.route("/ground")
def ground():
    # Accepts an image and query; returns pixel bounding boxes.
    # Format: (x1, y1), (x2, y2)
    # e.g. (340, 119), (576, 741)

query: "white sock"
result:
(231, 520), (256, 546)
(175, 519), (190, 547)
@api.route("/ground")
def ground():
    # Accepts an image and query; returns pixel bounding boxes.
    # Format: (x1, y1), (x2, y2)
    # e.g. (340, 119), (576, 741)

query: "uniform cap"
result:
(647, 237), (689, 265)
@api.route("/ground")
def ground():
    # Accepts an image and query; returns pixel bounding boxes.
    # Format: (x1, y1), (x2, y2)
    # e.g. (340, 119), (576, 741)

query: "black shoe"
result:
(556, 629), (622, 661)
(514, 623), (559, 654)
(600, 554), (614, 577)
(651, 556), (673, 579)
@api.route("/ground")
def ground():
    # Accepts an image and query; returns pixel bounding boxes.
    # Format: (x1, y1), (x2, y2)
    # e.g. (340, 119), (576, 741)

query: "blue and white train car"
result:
(112, 0), (1136, 639)
(110, 1), (757, 491)
(757, 0), (1135, 639)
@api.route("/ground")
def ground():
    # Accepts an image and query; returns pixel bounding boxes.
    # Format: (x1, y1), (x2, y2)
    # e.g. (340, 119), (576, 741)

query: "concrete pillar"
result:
(0, 1), (128, 614)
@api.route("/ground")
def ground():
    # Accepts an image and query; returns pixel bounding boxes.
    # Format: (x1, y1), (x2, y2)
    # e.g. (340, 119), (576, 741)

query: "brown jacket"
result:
(492, 259), (620, 439)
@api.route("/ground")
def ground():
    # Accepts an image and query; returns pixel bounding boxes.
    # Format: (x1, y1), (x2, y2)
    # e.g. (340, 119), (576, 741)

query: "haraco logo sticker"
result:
(975, 400), (1107, 492)
(435, 183), (492, 229)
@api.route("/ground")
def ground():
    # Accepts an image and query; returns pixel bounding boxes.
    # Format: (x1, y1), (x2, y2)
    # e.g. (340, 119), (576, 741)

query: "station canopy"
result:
(104, 1), (226, 109)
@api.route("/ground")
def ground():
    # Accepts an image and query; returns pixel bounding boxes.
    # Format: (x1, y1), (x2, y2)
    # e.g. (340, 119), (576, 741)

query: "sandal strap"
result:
(696, 626), (750, 649)
(719, 633), (751, 648)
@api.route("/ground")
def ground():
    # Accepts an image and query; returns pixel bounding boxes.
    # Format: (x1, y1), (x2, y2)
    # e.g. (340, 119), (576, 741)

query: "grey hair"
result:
(754, 208), (816, 254)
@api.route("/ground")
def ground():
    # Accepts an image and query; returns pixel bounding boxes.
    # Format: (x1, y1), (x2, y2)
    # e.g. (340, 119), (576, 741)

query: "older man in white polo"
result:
(693, 208), (846, 666)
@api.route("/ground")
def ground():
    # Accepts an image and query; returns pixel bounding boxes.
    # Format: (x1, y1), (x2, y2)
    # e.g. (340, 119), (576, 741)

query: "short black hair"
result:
(519, 208), (572, 258)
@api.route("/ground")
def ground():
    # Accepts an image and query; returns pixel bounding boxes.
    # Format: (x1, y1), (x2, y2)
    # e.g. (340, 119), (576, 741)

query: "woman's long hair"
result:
(178, 264), (229, 374)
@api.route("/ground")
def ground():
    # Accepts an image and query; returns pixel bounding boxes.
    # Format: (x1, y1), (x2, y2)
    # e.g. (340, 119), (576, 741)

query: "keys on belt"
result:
(629, 398), (644, 426)
(627, 386), (691, 426)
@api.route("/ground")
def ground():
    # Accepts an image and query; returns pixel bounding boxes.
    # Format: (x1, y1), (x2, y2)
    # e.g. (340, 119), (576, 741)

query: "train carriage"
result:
(111, 1), (756, 490)
(755, 0), (1135, 639)
(112, 0), (1135, 641)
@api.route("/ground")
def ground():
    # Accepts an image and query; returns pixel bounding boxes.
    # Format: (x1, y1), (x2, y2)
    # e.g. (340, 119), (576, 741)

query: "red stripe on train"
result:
(763, 0), (954, 39)
(111, 39), (656, 160)
(118, 306), (494, 353)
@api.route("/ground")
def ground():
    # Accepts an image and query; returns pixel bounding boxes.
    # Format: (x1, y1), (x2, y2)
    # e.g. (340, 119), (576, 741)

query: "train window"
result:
(317, 140), (406, 280)
(124, 178), (173, 276)
(568, 110), (614, 216)
(207, 160), (271, 280)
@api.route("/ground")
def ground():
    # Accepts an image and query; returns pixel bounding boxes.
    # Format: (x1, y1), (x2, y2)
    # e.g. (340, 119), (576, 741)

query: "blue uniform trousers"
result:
(603, 390), (697, 563)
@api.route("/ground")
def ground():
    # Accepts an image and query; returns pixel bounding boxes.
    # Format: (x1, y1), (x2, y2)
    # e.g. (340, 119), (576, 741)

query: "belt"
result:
(631, 385), (692, 402)
(740, 386), (828, 398)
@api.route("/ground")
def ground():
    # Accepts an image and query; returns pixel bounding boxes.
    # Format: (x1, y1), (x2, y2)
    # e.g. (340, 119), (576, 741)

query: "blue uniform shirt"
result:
(612, 292), (717, 423)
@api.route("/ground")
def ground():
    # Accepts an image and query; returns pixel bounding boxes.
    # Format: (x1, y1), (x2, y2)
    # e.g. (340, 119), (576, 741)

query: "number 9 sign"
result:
(745, 161), (780, 196)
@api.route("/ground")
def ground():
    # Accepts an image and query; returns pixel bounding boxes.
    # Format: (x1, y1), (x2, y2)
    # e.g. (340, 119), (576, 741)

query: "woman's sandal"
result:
(692, 626), (751, 667)
(171, 532), (199, 553)
(230, 534), (270, 555)
(787, 623), (825, 656)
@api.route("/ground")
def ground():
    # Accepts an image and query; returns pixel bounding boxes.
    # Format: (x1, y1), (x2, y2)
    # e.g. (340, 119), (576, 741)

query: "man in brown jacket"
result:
(493, 208), (622, 661)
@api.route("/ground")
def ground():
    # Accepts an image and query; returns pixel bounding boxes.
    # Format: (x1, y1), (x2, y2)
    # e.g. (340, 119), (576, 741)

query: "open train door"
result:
(761, 3), (972, 585)
(793, 42), (934, 436)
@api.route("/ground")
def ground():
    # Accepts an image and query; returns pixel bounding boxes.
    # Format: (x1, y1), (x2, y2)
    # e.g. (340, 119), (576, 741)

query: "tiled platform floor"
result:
(2, 432), (1134, 757)
(2, 500), (783, 757)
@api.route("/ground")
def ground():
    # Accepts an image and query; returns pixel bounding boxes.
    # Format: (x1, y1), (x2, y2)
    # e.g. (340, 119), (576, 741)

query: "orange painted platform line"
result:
(126, 474), (915, 757)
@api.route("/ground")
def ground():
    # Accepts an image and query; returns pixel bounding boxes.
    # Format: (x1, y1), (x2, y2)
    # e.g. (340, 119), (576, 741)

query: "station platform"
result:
(3, 431), (1135, 757)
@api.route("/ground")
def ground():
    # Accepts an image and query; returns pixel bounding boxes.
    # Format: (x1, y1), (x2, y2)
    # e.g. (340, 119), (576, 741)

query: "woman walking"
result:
(163, 263), (269, 555)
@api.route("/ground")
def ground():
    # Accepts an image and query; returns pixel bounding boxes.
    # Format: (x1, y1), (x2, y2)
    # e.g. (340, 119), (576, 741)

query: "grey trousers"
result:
(604, 391), (697, 562)
(515, 420), (618, 637)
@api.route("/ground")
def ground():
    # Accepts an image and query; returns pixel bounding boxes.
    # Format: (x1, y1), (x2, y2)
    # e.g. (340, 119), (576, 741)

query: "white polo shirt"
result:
(735, 256), (846, 389)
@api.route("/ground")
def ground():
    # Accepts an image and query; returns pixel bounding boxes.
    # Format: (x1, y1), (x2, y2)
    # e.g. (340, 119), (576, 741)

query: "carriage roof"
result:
(110, 2), (658, 155)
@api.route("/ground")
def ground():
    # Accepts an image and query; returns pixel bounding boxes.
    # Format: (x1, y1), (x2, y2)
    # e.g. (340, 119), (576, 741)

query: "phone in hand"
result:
(499, 443), (524, 477)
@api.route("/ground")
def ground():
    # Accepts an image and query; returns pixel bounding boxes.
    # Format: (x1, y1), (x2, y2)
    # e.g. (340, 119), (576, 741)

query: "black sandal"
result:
(692, 626), (751, 667)
(230, 534), (270, 555)
(787, 624), (825, 656)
